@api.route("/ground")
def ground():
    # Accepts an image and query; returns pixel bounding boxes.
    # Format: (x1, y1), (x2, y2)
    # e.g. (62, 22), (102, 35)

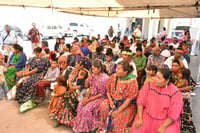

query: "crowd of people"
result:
(0, 24), (198, 133)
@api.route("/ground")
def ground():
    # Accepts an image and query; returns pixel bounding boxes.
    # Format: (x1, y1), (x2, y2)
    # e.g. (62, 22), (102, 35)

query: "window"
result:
(11, 26), (21, 32)
(53, 26), (57, 29)
(58, 25), (63, 29)
(47, 26), (51, 29)
(175, 26), (190, 31)
(80, 24), (84, 27)
(70, 23), (78, 26)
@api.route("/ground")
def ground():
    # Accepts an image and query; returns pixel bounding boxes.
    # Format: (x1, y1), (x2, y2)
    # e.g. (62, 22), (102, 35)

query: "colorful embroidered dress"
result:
(99, 73), (138, 133)
(72, 73), (109, 132)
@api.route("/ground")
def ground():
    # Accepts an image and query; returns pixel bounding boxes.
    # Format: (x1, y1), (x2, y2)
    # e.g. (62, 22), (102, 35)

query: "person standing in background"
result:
(160, 27), (167, 42)
(133, 25), (142, 40)
(28, 23), (40, 50)
(108, 26), (114, 38)
(0, 25), (18, 61)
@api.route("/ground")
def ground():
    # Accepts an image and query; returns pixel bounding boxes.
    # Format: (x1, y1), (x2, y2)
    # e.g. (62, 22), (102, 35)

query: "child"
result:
(70, 69), (88, 101)
(0, 59), (8, 100)
(104, 50), (115, 75)
(145, 65), (157, 83)
(175, 68), (190, 88)
(91, 46), (105, 61)
(35, 59), (60, 103)
(48, 76), (67, 113)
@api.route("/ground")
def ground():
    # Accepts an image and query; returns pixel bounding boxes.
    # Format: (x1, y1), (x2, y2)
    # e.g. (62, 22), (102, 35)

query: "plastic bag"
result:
(7, 86), (17, 100)
(19, 100), (37, 113)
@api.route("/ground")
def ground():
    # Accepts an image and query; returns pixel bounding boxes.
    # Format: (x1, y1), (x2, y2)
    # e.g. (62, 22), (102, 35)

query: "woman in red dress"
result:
(98, 61), (138, 133)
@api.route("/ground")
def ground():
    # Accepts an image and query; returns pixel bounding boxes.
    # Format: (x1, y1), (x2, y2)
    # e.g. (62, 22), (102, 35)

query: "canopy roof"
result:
(0, 0), (199, 18)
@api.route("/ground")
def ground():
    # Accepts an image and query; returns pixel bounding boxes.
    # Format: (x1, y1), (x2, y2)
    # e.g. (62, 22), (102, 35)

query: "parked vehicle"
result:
(40, 25), (64, 39)
(170, 26), (190, 39)
(64, 22), (93, 37)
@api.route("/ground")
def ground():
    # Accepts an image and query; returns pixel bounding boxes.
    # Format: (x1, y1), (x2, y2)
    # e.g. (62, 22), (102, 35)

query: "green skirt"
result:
(4, 67), (17, 89)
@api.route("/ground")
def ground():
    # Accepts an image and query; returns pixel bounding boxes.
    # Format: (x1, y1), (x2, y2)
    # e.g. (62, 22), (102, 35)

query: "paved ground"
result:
(189, 55), (200, 132)
(0, 100), (74, 133)
(0, 38), (199, 133)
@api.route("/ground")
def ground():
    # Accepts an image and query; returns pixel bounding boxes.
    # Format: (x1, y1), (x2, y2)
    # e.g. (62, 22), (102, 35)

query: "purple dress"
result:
(72, 73), (109, 132)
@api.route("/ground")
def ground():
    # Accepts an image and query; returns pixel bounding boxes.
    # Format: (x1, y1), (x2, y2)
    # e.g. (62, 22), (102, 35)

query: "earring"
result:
(165, 84), (168, 89)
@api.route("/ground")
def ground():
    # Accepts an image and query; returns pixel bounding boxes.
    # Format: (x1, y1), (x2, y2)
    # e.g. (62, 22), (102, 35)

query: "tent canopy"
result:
(0, 0), (199, 18)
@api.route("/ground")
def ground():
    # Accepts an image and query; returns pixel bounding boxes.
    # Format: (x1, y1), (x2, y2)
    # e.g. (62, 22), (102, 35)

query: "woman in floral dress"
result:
(72, 59), (109, 132)
(15, 47), (50, 104)
(98, 61), (138, 133)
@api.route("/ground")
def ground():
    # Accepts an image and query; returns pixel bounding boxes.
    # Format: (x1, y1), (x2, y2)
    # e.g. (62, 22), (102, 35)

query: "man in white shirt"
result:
(0, 25), (18, 58)
(164, 49), (188, 69)
(133, 25), (142, 40)
(160, 42), (171, 60)
(169, 37), (179, 49)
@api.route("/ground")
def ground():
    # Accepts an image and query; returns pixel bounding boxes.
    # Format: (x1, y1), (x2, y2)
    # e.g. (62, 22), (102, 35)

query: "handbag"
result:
(19, 100), (37, 113)
(7, 85), (17, 100)
(2, 31), (10, 44)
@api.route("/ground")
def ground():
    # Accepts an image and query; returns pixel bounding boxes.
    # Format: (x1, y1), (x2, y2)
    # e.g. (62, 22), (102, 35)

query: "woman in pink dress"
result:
(72, 59), (109, 132)
(130, 68), (183, 133)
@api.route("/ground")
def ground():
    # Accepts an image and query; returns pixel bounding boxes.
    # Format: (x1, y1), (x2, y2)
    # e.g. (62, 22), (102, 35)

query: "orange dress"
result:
(48, 84), (66, 113)
(99, 73), (138, 133)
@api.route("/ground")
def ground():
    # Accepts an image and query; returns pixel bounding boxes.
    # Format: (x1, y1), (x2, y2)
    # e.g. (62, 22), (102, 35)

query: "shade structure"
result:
(0, 0), (199, 18)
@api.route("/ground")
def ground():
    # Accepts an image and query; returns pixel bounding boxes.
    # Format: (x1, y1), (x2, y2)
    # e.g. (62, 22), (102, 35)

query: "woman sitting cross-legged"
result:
(72, 59), (109, 132)
(98, 61), (138, 133)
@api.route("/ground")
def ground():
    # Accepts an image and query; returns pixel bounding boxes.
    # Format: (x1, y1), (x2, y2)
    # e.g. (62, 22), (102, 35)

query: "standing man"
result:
(28, 23), (40, 50)
(0, 25), (18, 60)
(133, 25), (142, 40)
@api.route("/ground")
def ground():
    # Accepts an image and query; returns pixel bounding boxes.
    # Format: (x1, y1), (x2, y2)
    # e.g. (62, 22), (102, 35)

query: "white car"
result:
(64, 22), (93, 37)
(40, 25), (64, 39)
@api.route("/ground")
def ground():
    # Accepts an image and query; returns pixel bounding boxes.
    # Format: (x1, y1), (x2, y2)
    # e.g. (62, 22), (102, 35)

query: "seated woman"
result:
(15, 47), (50, 104)
(4, 44), (27, 89)
(58, 55), (68, 76)
(72, 60), (109, 132)
(173, 67), (197, 132)
(52, 60), (90, 127)
(98, 61), (138, 133)
(130, 68), (183, 133)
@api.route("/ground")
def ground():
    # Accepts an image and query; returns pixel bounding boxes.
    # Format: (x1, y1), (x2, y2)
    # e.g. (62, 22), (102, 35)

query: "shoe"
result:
(53, 122), (59, 128)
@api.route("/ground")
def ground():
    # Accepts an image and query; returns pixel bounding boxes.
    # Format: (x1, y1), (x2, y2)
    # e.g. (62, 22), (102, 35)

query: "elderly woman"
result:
(98, 61), (138, 133)
(15, 47), (50, 104)
(130, 68), (183, 133)
(147, 47), (165, 70)
(72, 60), (109, 132)
(4, 44), (27, 89)
(52, 60), (90, 127)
